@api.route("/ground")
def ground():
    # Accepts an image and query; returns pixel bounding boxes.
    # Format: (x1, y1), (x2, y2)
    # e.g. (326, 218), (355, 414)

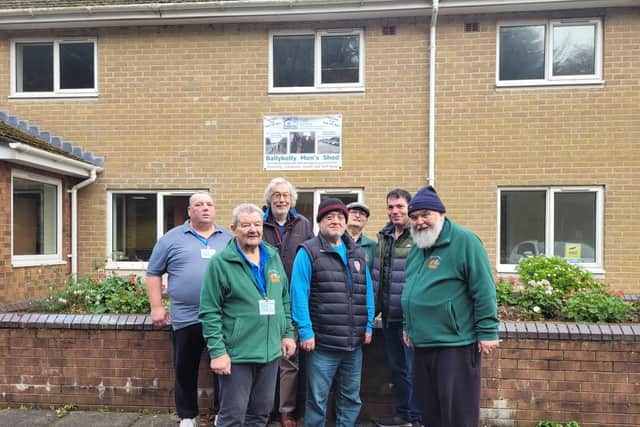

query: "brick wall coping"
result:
(0, 312), (638, 340)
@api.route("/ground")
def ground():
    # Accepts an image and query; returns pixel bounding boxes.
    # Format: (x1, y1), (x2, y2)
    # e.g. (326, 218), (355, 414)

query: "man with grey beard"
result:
(401, 185), (499, 427)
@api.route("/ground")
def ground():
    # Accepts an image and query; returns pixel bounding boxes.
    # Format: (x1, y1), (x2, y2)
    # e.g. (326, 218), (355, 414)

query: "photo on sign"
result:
(289, 132), (315, 154)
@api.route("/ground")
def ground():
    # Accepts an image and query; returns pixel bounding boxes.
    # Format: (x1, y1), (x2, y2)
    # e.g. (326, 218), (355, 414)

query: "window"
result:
(11, 38), (97, 97)
(296, 189), (363, 233)
(497, 18), (602, 86)
(497, 187), (603, 272)
(269, 29), (364, 93)
(108, 191), (194, 264)
(12, 171), (63, 266)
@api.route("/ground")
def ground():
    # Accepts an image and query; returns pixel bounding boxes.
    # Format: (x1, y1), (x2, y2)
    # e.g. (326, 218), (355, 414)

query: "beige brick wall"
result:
(0, 8), (637, 292)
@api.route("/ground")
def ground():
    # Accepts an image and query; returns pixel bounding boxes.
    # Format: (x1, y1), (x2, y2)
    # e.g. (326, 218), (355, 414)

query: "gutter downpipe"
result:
(71, 168), (98, 278)
(428, 0), (439, 186)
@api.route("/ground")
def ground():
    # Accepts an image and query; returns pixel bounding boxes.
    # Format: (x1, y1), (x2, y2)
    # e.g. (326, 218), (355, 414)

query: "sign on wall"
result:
(263, 115), (342, 170)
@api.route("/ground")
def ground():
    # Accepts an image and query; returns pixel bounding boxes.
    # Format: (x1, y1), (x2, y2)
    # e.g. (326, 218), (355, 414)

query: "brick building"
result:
(0, 0), (638, 302)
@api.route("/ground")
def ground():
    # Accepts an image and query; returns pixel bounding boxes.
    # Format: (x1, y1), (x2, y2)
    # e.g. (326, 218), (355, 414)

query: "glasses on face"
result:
(409, 210), (436, 221)
(349, 210), (366, 217)
(271, 192), (291, 200)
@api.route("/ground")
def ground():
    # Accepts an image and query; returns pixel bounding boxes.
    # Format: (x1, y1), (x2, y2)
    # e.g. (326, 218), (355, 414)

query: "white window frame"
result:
(298, 188), (364, 234)
(269, 28), (365, 94)
(10, 37), (99, 98)
(496, 18), (603, 87)
(11, 169), (64, 267)
(496, 186), (604, 274)
(106, 190), (198, 270)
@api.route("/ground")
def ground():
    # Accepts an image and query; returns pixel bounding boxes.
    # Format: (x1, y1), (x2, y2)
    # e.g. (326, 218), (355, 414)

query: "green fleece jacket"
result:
(199, 240), (294, 363)
(401, 218), (498, 347)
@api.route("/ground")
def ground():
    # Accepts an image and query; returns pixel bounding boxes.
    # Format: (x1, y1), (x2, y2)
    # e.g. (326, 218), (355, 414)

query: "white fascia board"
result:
(0, 144), (96, 178)
(0, 1), (432, 30)
(0, 0), (635, 29)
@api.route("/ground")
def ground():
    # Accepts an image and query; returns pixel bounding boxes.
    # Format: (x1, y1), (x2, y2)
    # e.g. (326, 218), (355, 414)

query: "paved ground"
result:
(0, 408), (183, 427)
(0, 408), (378, 426)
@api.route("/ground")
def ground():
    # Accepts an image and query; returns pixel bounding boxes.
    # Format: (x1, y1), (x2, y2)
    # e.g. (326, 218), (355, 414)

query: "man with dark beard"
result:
(401, 185), (499, 427)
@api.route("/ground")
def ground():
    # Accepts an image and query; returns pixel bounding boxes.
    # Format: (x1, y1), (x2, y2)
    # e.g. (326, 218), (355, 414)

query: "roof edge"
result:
(0, 0), (636, 29)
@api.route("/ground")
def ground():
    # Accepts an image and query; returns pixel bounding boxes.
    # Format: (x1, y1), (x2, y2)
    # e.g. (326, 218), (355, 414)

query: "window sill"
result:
(105, 260), (149, 272)
(268, 86), (365, 95)
(12, 258), (66, 268)
(496, 80), (604, 89)
(497, 264), (605, 277)
(9, 92), (99, 100)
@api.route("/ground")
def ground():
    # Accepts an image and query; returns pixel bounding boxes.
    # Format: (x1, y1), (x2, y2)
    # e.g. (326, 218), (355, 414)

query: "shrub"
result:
(518, 279), (564, 320)
(517, 256), (595, 294)
(563, 288), (634, 323)
(496, 279), (517, 306)
(37, 273), (150, 314)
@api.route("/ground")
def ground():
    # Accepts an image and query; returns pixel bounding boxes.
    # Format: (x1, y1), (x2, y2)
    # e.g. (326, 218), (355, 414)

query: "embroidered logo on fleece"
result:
(269, 271), (281, 283)
(427, 256), (441, 269)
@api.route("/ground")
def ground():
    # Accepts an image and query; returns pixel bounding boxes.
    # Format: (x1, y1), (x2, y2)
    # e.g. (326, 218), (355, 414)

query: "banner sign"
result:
(263, 115), (342, 170)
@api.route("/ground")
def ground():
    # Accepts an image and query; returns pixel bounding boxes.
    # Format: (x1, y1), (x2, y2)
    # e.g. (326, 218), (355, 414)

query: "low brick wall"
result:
(0, 314), (639, 426)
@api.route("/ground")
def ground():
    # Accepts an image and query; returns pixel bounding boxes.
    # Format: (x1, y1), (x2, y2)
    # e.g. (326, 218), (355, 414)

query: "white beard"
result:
(411, 217), (444, 249)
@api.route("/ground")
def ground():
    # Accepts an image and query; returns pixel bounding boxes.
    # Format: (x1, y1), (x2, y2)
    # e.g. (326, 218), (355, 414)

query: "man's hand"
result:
(300, 337), (315, 352)
(210, 354), (231, 375)
(150, 305), (169, 327)
(363, 332), (372, 345)
(403, 330), (413, 349)
(281, 338), (297, 358)
(478, 339), (500, 354)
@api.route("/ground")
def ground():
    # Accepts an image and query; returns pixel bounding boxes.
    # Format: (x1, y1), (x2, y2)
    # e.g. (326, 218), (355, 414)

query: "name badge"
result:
(259, 299), (276, 316)
(201, 248), (216, 259)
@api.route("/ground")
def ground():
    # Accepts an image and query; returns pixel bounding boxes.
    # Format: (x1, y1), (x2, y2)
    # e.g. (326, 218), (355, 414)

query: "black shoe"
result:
(376, 415), (412, 427)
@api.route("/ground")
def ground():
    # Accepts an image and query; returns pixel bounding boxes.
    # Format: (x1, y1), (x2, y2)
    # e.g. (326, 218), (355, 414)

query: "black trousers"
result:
(412, 343), (481, 427)
(172, 323), (218, 419)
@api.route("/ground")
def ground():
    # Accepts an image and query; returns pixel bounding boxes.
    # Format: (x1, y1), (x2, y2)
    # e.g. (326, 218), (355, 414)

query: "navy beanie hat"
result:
(317, 198), (349, 223)
(408, 186), (446, 215)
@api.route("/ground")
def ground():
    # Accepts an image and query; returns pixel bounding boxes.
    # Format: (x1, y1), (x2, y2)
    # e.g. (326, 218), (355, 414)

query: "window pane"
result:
(552, 24), (596, 76)
(273, 35), (314, 87)
(163, 195), (190, 233)
(321, 35), (359, 84)
(112, 194), (157, 261)
(320, 193), (358, 206)
(553, 192), (596, 263)
(16, 42), (53, 92)
(500, 191), (546, 264)
(60, 42), (95, 89)
(296, 191), (314, 224)
(499, 25), (545, 80)
(13, 177), (57, 255)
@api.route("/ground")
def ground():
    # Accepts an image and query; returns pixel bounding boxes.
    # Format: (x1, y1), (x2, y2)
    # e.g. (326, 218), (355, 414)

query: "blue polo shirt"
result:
(147, 221), (232, 330)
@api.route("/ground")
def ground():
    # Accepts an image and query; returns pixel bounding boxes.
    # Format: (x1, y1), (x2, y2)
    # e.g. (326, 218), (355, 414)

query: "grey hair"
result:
(263, 177), (298, 207)
(231, 203), (264, 227)
(189, 191), (213, 207)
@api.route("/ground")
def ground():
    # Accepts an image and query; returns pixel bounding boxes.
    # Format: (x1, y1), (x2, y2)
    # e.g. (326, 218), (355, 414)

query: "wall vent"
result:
(382, 25), (396, 35)
(464, 22), (480, 32)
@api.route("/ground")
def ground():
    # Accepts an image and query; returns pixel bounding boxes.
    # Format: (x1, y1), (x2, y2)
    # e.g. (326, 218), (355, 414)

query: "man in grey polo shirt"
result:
(146, 191), (232, 427)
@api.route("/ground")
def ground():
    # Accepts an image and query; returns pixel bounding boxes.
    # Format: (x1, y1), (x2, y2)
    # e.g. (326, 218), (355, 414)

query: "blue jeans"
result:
(217, 359), (279, 427)
(382, 322), (421, 422)
(305, 348), (363, 427)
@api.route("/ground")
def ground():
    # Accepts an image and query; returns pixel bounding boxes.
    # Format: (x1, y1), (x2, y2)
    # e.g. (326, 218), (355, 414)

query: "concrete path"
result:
(0, 409), (182, 427)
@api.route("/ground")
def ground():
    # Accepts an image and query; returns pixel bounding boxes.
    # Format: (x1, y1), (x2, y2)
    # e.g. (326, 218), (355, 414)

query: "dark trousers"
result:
(172, 323), (217, 419)
(413, 343), (481, 427)
(217, 359), (279, 427)
(382, 322), (421, 421)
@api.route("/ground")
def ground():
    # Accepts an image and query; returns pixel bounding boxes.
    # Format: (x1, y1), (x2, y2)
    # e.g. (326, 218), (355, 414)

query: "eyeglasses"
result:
(409, 210), (437, 221)
(271, 192), (291, 200)
(349, 210), (367, 217)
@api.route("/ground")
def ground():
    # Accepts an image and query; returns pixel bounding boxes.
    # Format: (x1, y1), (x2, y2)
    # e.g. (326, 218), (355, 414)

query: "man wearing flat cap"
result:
(401, 186), (499, 427)
(290, 198), (375, 427)
(346, 201), (377, 270)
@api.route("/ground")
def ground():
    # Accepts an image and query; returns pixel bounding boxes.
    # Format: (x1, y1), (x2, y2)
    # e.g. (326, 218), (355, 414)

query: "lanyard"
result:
(190, 228), (211, 247)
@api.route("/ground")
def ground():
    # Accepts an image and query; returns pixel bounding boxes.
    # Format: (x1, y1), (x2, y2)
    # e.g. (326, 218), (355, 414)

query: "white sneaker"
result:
(179, 417), (199, 427)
